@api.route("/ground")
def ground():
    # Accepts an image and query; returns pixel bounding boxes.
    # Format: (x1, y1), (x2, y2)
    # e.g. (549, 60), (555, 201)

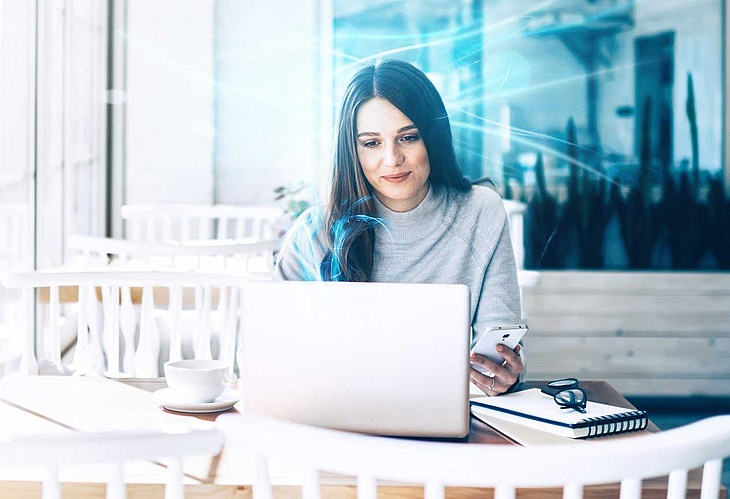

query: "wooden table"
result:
(0, 375), (719, 498)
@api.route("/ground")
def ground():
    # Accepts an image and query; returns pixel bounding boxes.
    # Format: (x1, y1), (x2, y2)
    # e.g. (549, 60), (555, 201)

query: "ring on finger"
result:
(488, 377), (496, 390)
(485, 370), (495, 378)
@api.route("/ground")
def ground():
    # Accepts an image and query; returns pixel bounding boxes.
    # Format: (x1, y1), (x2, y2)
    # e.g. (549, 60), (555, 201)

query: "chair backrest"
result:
(67, 234), (280, 275)
(0, 203), (32, 269)
(218, 412), (730, 499)
(0, 203), (32, 340)
(502, 200), (540, 319)
(1, 269), (248, 377)
(0, 428), (222, 499)
(502, 199), (527, 269)
(121, 204), (286, 243)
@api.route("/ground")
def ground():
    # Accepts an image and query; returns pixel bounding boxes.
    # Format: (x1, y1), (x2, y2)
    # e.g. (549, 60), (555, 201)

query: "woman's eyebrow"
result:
(357, 125), (418, 138)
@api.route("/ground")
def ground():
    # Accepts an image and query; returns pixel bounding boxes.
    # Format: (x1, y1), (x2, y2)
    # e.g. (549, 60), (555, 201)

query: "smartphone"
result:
(470, 324), (528, 375)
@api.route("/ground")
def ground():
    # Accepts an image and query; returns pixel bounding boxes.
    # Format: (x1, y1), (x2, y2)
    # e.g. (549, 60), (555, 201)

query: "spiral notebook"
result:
(470, 388), (647, 439)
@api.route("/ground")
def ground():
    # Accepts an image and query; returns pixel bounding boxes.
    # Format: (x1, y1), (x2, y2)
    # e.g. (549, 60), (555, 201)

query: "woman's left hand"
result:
(470, 344), (523, 396)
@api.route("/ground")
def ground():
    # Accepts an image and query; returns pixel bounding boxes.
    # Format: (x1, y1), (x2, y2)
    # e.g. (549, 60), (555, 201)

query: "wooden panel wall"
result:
(521, 272), (730, 396)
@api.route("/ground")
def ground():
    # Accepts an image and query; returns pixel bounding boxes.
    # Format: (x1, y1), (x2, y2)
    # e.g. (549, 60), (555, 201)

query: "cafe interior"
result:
(0, 0), (729, 496)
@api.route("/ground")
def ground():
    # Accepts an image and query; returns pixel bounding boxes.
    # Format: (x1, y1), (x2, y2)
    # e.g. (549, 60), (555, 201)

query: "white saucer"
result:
(154, 388), (241, 414)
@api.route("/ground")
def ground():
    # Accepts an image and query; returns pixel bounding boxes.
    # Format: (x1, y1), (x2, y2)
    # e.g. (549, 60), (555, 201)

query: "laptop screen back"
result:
(238, 280), (471, 438)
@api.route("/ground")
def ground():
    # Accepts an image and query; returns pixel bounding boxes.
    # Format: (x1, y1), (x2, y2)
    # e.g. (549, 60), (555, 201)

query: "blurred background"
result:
(0, 0), (729, 401)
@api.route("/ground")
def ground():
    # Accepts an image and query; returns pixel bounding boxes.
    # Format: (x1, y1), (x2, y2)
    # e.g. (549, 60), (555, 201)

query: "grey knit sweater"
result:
(274, 183), (522, 337)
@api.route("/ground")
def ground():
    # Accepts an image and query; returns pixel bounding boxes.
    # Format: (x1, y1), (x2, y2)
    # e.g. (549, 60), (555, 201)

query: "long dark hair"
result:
(321, 59), (471, 282)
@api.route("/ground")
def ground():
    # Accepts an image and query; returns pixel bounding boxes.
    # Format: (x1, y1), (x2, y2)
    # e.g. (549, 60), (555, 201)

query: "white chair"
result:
(0, 428), (222, 499)
(121, 204), (286, 243)
(0, 203), (33, 375)
(0, 269), (248, 377)
(67, 234), (281, 275)
(218, 412), (730, 499)
(502, 199), (541, 289)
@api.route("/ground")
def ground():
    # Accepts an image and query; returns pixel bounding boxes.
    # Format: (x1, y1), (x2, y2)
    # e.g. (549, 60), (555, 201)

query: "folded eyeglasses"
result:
(540, 377), (587, 414)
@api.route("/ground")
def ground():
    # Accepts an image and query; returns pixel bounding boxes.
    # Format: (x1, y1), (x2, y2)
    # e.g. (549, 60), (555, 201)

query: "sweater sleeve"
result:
(471, 194), (523, 336)
(273, 206), (329, 281)
(471, 194), (525, 388)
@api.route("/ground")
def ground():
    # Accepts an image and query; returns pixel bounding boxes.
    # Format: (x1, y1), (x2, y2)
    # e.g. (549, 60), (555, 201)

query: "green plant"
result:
(663, 171), (709, 268)
(273, 183), (312, 219)
(525, 152), (563, 268)
(706, 172), (730, 269)
(616, 97), (658, 269)
(659, 73), (710, 269)
(686, 73), (700, 198)
(577, 161), (612, 268)
(559, 118), (612, 269)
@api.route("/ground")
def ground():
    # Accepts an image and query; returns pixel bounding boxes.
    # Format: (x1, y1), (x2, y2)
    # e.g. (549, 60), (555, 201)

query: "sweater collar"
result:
(373, 184), (447, 243)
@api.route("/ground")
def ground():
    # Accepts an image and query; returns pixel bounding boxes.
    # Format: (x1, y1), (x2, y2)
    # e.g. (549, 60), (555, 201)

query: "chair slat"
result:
(164, 459), (184, 499)
(135, 285), (160, 377)
(217, 216), (229, 239)
(181, 217), (191, 241)
(162, 217), (172, 242)
(618, 478), (641, 499)
(235, 218), (246, 238)
(356, 475), (377, 499)
(301, 469), (321, 499)
(48, 286), (61, 365)
(424, 481), (445, 499)
(253, 456), (274, 499)
(667, 468), (689, 499)
(145, 218), (155, 243)
(21, 287), (38, 374)
(699, 459), (723, 499)
(74, 285), (91, 371)
(107, 285), (121, 375)
(120, 287), (136, 373)
(42, 465), (61, 499)
(221, 286), (240, 369)
(168, 285), (183, 362)
(495, 484), (516, 499)
(195, 285), (213, 360)
(107, 462), (125, 499)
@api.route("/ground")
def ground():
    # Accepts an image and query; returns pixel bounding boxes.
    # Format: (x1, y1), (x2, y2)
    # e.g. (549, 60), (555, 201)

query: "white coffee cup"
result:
(164, 359), (230, 403)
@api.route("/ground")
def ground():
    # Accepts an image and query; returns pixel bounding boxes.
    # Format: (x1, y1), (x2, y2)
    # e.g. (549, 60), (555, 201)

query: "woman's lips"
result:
(382, 172), (411, 183)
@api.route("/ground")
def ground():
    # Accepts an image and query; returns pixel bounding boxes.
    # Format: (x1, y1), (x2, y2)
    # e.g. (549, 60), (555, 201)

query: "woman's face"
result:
(355, 97), (430, 212)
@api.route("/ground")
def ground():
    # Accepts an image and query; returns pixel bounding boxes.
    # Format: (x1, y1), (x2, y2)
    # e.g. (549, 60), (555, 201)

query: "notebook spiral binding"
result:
(581, 410), (648, 437)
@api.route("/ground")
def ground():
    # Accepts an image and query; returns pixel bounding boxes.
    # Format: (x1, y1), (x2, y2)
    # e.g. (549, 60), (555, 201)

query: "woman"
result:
(275, 59), (523, 395)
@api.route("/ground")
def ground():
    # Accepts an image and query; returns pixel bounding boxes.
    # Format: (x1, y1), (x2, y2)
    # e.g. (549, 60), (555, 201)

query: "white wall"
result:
(213, 0), (326, 206)
(125, 0), (216, 205)
(0, 0), (35, 205)
(523, 271), (730, 396)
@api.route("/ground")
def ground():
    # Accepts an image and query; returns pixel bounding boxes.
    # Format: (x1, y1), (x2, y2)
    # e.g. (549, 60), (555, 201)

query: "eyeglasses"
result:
(540, 378), (588, 414)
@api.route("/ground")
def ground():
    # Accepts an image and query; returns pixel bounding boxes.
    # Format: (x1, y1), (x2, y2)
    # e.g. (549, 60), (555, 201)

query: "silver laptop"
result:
(239, 280), (471, 438)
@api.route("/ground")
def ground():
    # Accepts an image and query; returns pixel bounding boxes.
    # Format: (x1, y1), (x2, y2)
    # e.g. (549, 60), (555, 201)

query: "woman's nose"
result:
(384, 142), (404, 168)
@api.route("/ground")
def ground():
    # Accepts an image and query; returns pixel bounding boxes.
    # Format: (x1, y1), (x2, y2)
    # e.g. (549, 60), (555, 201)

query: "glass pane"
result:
(0, 0), (36, 375)
(334, 1), (486, 180)
(332, 0), (727, 271)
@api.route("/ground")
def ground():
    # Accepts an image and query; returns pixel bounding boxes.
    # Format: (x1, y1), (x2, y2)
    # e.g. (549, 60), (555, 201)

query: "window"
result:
(332, 0), (727, 270)
(0, 0), (107, 374)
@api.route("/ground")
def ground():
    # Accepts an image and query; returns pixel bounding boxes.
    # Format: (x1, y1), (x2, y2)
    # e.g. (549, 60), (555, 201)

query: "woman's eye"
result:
(401, 134), (420, 142)
(362, 140), (378, 148)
